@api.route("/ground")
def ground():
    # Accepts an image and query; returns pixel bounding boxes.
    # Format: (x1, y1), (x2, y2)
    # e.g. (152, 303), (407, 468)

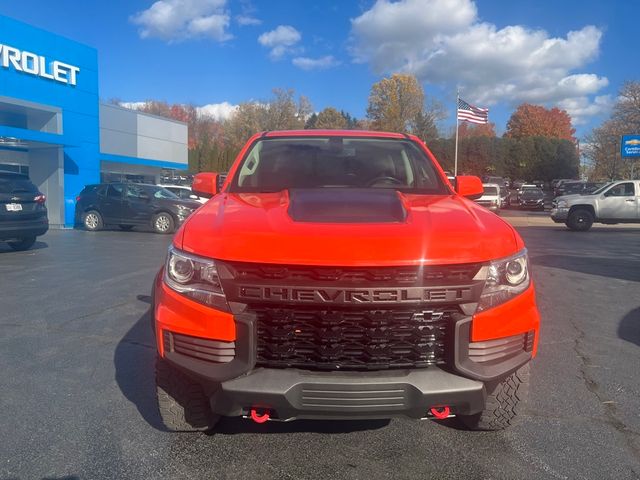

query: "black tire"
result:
(458, 364), (530, 431)
(83, 210), (103, 231)
(119, 225), (134, 231)
(156, 357), (219, 432)
(152, 212), (175, 234)
(566, 208), (594, 231)
(7, 236), (36, 251)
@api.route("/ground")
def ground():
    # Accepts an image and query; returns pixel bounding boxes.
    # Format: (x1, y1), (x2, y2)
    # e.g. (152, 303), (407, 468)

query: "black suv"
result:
(0, 171), (48, 251)
(75, 183), (201, 234)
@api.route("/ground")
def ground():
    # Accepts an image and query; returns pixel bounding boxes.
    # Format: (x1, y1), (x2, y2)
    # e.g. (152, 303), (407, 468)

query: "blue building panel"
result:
(1, 14), (100, 226)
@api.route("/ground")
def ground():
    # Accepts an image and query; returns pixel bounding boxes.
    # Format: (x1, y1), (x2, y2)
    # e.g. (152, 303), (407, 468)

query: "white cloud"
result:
(131, 0), (231, 42)
(350, 0), (608, 123)
(292, 55), (340, 71)
(258, 25), (302, 59)
(119, 101), (148, 110)
(557, 95), (613, 125)
(119, 101), (239, 121)
(197, 102), (238, 120)
(236, 15), (261, 26)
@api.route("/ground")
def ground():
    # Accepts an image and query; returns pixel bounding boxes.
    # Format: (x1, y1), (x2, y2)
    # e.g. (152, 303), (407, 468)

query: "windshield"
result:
(229, 137), (448, 194)
(521, 189), (543, 198)
(483, 186), (498, 195)
(589, 183), (612, 195)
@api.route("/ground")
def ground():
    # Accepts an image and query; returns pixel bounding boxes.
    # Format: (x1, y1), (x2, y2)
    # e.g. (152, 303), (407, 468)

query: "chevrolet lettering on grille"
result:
(237, 285), (474, 304)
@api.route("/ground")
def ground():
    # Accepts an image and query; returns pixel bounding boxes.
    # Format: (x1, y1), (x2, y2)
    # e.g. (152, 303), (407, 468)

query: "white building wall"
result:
(99, 104), (188, 166)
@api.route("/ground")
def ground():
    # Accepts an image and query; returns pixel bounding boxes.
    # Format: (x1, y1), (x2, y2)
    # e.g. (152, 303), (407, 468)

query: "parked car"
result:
(159, 184), (208, 204)
(475, 183), (501, 212)
(517, 187), (545, 210)
(482, 175), (506, 190)
(551, 180), (639, 231)
(152, 129), (540, 433)
(509, 184), (539, 206)
(0, 171), (48, 251)
(553, 179), (578, 197)
(554, 181), (607, 197)
(75, 182), (201, 234)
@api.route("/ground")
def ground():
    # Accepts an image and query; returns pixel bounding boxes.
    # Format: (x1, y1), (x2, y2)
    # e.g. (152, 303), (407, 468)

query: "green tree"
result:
(314, 107), (348, 129)
(366, 74), (425, 132)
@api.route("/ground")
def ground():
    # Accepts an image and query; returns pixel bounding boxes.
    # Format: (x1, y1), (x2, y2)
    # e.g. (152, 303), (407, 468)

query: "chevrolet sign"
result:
(0, 43), (80, 86)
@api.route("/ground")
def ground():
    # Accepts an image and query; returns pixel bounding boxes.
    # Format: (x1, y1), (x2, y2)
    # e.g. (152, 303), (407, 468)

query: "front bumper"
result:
(155, 270), (538, 419)
(550, 207), (569, 222)
(213, 365), (485, 420)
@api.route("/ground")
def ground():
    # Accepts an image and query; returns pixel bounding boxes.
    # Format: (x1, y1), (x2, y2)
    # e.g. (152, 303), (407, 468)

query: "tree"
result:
(458, 122), (497, 138)
(314, 107), (348, 129)
(366, 74), (425, 132)
(224, 88), (313, 155)
(584, 81), (640, 180)
(505, 103), (576, 142)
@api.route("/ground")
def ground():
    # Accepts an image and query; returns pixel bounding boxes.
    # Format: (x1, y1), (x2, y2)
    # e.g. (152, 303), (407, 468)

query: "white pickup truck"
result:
(550, 180), (640, 231)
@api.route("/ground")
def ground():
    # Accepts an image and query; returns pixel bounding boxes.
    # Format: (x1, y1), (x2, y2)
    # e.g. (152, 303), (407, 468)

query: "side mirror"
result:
(455, 175), (484, 200)
(139, 191), (150, 200)
(189, 194), (199, 200)
(192, 172), (220, 198)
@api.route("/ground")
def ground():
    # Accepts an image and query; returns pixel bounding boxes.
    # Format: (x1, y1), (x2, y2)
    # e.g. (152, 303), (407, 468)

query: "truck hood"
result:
(178, 190), (521, 266)
(556, 194), (593, 203)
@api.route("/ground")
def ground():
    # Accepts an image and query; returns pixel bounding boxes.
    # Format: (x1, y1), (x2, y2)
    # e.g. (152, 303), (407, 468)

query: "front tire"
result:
(155, 357), (219, 432)
(152, 212), (175, 234)
(566, 208), (594, 231)
(458, 364), (530, 431)
(7, 236), (36, 251)
(83, 210), (103, 231)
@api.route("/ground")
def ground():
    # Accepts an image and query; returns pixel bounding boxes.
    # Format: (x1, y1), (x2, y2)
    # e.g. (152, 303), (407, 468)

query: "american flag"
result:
(457, 98), (489, 124)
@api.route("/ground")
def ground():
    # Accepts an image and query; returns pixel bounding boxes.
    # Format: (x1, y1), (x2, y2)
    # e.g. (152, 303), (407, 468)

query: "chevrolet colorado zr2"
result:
(152, 130), (540, 431)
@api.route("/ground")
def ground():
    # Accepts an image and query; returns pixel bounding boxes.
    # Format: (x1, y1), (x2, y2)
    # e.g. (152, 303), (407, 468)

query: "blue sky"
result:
(1, 0), (636, 137)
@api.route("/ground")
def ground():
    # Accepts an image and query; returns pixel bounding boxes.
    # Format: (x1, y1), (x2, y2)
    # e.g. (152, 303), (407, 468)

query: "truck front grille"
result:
(254, 306), (457, 371)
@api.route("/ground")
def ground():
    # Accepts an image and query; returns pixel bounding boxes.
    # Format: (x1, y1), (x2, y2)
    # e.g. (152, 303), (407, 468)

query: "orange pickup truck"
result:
(152, 130), (540, 431)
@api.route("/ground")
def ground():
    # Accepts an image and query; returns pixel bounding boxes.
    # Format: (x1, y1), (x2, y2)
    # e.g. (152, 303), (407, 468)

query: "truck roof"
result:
(261, 130), (409, 139)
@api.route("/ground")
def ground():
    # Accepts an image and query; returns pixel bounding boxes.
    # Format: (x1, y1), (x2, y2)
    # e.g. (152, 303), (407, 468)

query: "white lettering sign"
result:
(0, 43), (80, 86)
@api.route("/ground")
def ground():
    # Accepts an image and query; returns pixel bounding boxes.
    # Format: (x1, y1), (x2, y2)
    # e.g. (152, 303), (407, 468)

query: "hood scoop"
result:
(287, 188), (407, 224)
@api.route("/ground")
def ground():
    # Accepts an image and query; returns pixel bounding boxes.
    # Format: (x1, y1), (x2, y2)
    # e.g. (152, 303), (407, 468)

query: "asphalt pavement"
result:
(0, 221), (639, 480)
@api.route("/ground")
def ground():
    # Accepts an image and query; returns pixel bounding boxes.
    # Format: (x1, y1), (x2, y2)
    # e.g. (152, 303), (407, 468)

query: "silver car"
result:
(550, 180), (640, 231)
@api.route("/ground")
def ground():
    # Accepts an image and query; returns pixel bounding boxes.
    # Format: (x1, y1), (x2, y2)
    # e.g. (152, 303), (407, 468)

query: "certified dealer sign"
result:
(0, 43), (80, 86)
(621, 135), (640, 158)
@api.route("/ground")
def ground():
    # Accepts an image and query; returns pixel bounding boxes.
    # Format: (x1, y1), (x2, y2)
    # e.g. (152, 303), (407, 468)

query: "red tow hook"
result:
(250, 408), (271, 423)
(430, 406), (450, 419)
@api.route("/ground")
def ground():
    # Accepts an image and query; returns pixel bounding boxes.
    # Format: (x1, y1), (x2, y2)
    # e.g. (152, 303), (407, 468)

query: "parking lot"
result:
(1, 220), (639, 480)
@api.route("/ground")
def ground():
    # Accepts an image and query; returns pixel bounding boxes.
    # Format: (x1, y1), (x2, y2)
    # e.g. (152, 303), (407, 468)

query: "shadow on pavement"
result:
(212, 416), (390, 435)
(618, 307), (640, 347)
(0, 240), (48, 253)
(113, 303), (167, 432)
(531, 254), (640, 282)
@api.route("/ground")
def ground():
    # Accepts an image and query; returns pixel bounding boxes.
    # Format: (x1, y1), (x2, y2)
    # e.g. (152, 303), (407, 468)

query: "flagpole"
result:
(454, 89), (459, 176)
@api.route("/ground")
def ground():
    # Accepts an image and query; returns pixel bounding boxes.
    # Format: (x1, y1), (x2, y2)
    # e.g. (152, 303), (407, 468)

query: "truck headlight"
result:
(477, 250), (530, 312)
(556, 199), (568, 209)
(164, 245), (229, 311)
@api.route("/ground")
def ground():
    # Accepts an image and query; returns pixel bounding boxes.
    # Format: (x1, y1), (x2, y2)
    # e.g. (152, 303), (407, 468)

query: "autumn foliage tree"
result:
(314, 107), (348, 129)
(458, 122), (497, 138)
(366, 74), (442, 139)
(505, 103), (576, 142)
(584, 81), (640, 180)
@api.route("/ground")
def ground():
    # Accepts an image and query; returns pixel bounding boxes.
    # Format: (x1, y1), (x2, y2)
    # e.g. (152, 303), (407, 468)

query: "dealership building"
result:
(0, 14), (188, 228)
